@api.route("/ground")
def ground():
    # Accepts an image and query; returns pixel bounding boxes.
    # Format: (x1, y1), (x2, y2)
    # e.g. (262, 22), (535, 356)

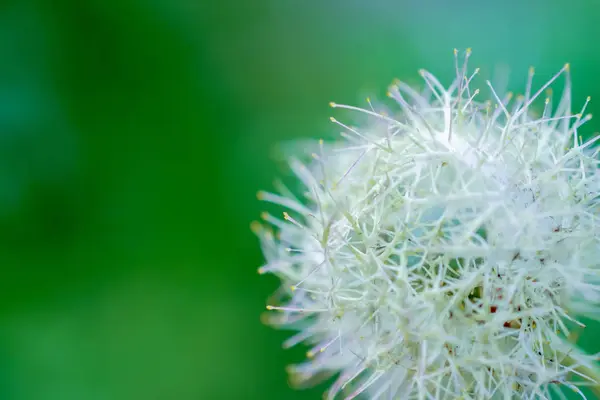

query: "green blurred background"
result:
(1, 0), (599, 399)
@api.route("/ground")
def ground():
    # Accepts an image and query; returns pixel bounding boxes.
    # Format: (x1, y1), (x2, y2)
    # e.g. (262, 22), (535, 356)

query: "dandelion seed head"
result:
(255, 50), (600, 399)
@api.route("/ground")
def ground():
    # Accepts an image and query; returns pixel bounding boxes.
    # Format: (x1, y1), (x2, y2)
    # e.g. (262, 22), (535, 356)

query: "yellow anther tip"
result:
(329, 102), (336, 108)
(290, 285), (296, 292)
(564, 62), (570, 71)
(329, 116), (336, 122)
(256, 191), (265, 200)
(283, 211), (290, 220)
(260, 211), (269, 220)
(250, 221), (261, 234)
(266, 305), (274, 310)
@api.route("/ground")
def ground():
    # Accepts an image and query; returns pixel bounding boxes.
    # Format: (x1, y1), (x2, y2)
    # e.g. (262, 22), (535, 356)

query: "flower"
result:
(254, 49), (600, 399)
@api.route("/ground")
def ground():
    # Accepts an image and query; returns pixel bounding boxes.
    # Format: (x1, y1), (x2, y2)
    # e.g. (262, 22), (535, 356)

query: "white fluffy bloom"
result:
(254, 49), (600, 399)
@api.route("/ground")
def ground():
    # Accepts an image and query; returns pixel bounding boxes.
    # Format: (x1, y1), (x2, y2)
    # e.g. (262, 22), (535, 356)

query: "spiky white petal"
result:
(255, 50), (600, 400)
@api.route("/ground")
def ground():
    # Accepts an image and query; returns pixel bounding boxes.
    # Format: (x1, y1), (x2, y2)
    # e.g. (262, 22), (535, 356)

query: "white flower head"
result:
(254, 49), (600, 399)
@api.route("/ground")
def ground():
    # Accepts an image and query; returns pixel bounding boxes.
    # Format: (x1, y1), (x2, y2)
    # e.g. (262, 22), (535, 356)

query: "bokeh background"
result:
(1, 0), (599, 399)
